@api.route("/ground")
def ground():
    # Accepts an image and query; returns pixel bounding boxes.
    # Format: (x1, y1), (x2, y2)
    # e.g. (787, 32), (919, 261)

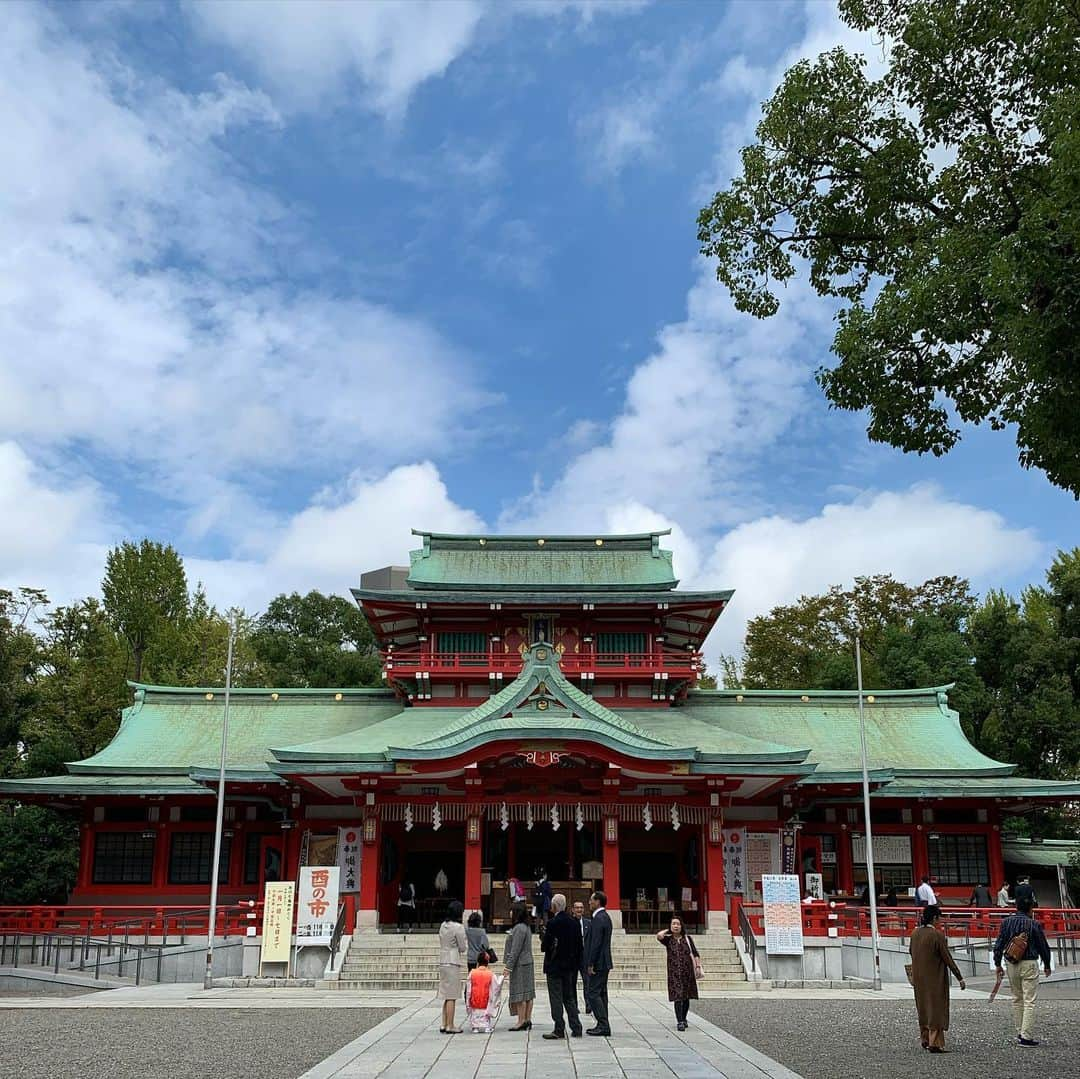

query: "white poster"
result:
(337, 826), (361, 894)
(762, 874), (804, 955)
(296, 866), (340, 945)
(722, 827), (747, 894)
(746, 832), (780, 900)
(852, 834), (911, 865)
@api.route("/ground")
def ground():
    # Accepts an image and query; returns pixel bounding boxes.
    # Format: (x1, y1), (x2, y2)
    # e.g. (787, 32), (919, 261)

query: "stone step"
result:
(328, 977), (751, 991)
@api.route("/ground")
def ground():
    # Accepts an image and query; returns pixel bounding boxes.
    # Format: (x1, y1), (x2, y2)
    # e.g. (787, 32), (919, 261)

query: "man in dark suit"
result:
(572, 899), (593, 1014)
(584, 890), (613, 1036)
(541, 893), (583, 1039)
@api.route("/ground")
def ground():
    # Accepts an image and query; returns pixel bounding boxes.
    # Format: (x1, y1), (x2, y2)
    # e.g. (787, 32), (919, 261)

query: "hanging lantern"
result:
(550, 804), (560, 832)
(643, 803), (653, 832)
(432, 802), (442, 831)
(499, 801), (510, 832)
(404, 803), (414, 832)
(575, 803), (584, 832)
(670, 804), (681, 831)
(526, 802), (534, 831)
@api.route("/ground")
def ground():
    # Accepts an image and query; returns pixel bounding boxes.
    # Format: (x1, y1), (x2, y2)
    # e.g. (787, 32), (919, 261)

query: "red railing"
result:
(733, 899), (1080, 942)
(385, 651), (702, 676)
(0, 902), (263, 939)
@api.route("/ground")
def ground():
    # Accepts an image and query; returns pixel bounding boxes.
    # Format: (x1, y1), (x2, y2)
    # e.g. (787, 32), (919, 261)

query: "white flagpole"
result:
(856, 636), (882, 991)
(204, 613), (238, 990)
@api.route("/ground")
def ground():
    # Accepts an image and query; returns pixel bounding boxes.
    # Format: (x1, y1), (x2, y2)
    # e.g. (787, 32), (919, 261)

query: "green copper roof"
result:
(66, 683), (400, 776)
(406, 531), (678, 591)
(0, 774), (208, 797)
(1003, 838), (1080, 868)
(872, 776), (1080, 799)
(682, 687), (1014, 778)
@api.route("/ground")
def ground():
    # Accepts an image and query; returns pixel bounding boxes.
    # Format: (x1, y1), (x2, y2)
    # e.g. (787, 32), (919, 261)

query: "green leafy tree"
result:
(252, 591), (381, 688)
(0, 589), (46, 777)
(0, 806), (79, 904)
(102, 540), (189, 681)
(698, 0), (1080, 494)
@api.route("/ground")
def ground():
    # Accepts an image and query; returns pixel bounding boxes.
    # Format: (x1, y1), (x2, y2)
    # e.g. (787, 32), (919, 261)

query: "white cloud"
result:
(0, 5), (492, 529)
(0, 443), (112, 601)
(695, 484), (1044, 661)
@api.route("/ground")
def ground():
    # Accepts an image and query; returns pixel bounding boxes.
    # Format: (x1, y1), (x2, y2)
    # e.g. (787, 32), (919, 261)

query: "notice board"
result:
(762, 873), (804, 956)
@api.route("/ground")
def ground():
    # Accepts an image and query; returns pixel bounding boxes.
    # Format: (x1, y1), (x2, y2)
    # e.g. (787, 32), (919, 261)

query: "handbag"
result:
(689, 934), (704, 980)
(904, 963), (914, 986)
(486, 947), (498, 964)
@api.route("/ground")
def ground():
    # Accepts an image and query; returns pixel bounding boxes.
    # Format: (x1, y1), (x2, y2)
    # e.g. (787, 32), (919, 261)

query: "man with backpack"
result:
(993, 895), (1052, 1046)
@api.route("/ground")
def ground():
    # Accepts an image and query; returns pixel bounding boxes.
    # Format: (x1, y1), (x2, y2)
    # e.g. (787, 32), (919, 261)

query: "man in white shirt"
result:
(997, 882), (1013, 907)
(915, 876), (937, 906)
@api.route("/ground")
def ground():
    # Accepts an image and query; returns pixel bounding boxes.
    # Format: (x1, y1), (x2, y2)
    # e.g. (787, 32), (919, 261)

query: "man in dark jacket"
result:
(968, 882), (994, 907)
(541, 894), (583, 1039)
(585, 890), (614, 1036)
(572, 899), (593, 1013)
(993, 896), (1052, 1047)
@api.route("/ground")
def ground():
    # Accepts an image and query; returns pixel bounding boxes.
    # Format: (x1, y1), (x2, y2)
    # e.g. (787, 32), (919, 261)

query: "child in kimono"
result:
(464, 952), (503, 1033)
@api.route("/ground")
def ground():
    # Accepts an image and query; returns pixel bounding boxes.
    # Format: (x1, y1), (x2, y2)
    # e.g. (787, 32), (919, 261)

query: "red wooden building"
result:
(3, 531), (1077, 930)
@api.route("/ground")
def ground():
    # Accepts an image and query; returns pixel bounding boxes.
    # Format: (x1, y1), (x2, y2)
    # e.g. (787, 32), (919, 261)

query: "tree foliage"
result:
(698, 0), (1080, 494)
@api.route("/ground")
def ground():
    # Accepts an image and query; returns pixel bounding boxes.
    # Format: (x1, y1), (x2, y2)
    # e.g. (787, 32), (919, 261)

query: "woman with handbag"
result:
(502, 902), (536, 1030)
(657, 916), (701, 1030)
(909, 904), (966, 1052)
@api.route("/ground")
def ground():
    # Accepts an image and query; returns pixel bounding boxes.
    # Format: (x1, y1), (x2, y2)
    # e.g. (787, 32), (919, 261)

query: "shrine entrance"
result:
(618, 822), (704, 933)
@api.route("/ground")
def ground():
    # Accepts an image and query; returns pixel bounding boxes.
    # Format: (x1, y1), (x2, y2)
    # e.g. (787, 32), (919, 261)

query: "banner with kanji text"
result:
(297, 866), (340, 945)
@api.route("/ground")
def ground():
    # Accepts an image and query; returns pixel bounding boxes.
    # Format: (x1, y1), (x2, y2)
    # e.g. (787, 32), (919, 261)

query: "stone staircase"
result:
(329, 930), (764, 992)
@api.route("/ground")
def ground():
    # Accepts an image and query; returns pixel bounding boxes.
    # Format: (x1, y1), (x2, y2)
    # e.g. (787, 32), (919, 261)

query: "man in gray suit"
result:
(584, 890), (613, 1036)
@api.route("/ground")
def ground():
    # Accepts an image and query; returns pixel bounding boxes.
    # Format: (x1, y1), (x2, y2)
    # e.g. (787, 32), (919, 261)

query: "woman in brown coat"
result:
(657, 916), (700, 1030)
(909, 904), (966, 1052)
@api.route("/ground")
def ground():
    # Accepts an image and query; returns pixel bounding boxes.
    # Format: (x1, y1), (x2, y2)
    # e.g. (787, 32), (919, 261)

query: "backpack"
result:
(1004, 921), (1030, 963)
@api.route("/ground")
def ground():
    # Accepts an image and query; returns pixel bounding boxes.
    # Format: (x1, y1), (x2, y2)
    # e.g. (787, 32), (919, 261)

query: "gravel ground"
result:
(694, 997), (1080, 1079)
(0, 1008), (394, 1079)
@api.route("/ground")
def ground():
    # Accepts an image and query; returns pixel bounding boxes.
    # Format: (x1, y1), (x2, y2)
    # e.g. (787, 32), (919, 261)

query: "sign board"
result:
(297, 866), (340, 945)
(762, 874), (804, 955)
(746, 832), (780, 899)
(804, 872), (824, 900)
(722, 828), (747, 894)
(337, 826), (361, 893)
(781, 828), (797, 873)
(260, 881), (295, 970)
(852, 834), (911, 865)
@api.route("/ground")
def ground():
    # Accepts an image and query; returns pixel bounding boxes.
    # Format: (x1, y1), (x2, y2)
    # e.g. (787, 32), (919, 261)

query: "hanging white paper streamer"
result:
(432, 802), (442, 831)
(499, 802), (510, 831)
(643, 803), (653, 832)
(575, 803), (584, 831)
(670, 804), (680, 831)
(404, 803), (414, 832)
(526, 802), (534, 831)
(551, 804), (561, 831)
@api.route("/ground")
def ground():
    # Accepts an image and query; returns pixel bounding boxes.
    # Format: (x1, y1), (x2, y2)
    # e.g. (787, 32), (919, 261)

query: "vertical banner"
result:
(722, 828), (746, 894)
(337, 826), (361, 893)
(260, 880), (295, 970)
(781, 828), (797, 874)
(762, 873), (804, 955)
(297, 866), (341, 945)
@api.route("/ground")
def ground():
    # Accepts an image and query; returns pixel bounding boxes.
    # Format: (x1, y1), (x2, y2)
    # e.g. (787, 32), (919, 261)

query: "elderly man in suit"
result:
(572, 899), (593, 1014)
(585, 890), (614, 1036)
(541, 893), (583, 1039)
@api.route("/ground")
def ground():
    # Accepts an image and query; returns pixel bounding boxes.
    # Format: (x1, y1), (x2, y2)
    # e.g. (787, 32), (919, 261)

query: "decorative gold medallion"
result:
(537, 698), (549, 711)
(536, 647), (548, 661)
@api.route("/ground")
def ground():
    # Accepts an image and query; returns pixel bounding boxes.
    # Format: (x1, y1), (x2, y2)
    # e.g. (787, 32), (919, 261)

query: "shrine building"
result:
(4, 530), (1078, 930)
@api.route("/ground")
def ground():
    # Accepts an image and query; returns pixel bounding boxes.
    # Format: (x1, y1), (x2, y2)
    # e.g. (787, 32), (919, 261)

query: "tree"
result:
(739, 574), (974, 690)
(0, 589), (46, 778)
(251, 591), (382, 688)
(0, 805), (79, 904)
(102, 540), (189, 681)
(698, 0), (1080, 495)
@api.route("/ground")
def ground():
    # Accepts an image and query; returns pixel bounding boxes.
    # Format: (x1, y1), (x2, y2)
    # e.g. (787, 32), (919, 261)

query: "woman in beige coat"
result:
(909, 904), (966, 1052)
(438, 900), (468, 1034)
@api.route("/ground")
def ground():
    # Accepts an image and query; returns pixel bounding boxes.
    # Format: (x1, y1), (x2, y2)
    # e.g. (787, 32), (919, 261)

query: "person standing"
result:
(657, 916), (701, 1030)
(969, 881), (994, 907)
(584, 890), (613, 1037)
(466, 910), (493, 971)
(572, 899), (592, 1014)
(438, 900), (468, 1034)
(908, 904), (966, 1052)
(502, 902), (535, 1031)
(397, 880), (416, 933)
(534, 869), (553, 926)
(1013, 876), (1038, 909)
(993, 894), (1052, 1047)
(914, 876), (937, 907)
(997, 881), (1013, 907)
(540, 894), (583, 1039)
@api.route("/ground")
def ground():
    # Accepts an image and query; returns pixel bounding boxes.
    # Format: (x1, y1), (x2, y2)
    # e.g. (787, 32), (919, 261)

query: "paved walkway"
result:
(300, 992), (805, 1079)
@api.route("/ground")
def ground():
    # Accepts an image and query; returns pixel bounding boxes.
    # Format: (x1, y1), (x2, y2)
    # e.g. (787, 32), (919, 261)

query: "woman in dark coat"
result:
(502, 903), (535, 1030)
(909, 904), (966, 1052)
(656, 916), (700, 1030)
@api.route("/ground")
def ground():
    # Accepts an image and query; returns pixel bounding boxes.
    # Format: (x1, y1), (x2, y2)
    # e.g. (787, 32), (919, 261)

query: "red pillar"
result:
(465, 815), (483, 913)
(838, 825), (854, 895)
(987, 820), (1005, 890)
(705, 816), (726, 928)
(358, 815), (381, 930)
(602, 814), (621, 927)
(77, 820), (95, 891)
(913, 823), (931, 887)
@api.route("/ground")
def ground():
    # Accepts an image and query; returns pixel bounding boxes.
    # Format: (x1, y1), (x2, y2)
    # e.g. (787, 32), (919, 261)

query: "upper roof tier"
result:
(404, 530), (679, 592)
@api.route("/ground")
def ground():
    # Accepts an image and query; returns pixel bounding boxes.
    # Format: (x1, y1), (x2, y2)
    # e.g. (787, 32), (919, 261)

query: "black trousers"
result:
(397, 904), (416, 929)
(546, 971), (582, 1034)
(586, 969), (610, 1030)
(579, 967), (591, 1011)
(674, 999), (690, 1023)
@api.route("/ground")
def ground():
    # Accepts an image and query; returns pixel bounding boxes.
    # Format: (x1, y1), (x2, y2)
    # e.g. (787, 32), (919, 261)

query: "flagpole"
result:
(856, 636), (882, 991)
(204, 613), (237, 990)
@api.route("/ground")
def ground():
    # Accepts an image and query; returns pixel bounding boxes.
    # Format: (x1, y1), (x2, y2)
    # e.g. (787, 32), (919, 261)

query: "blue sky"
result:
(1, 0), (1077, 662)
